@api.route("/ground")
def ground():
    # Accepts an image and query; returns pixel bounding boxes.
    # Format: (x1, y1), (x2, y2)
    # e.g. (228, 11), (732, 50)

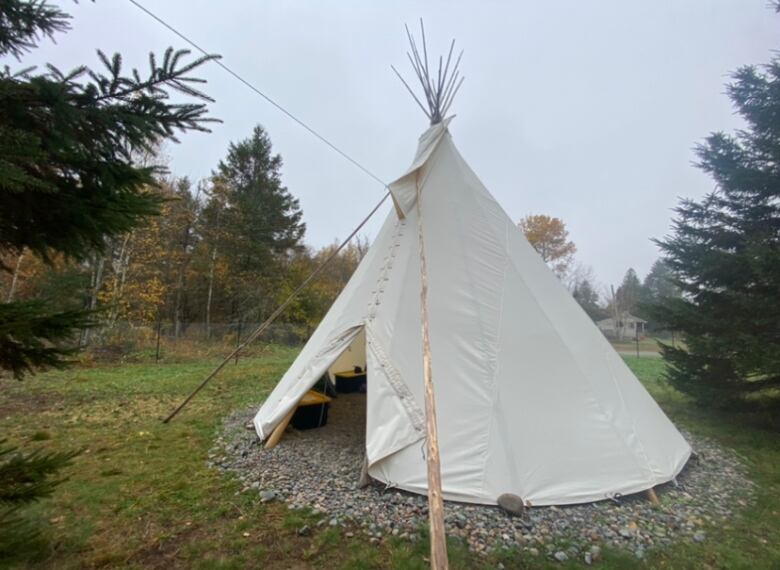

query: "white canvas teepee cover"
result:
(254, 120), (691, 506)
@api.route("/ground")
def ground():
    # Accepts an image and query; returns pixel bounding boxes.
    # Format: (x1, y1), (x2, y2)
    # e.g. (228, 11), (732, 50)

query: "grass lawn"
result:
(0, 348), (778, 569)
(608, 337), (678, 355)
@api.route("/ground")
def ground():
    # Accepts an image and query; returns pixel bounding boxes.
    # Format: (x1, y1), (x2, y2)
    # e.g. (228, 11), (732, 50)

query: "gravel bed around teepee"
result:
(211, 393), (754, 563)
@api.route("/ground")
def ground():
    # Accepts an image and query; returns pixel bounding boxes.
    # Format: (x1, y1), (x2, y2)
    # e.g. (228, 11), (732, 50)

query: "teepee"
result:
(253, 29), (690, 507)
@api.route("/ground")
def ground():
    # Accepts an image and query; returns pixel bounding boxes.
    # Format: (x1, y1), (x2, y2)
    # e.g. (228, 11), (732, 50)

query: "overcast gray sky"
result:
(23, 1), (779, 289)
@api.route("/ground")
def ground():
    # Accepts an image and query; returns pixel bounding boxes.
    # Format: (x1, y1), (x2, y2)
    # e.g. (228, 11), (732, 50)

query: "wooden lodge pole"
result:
(264, 407), (296, 450)
(415, 181), (449, 569)
(646, 487), (660, 505)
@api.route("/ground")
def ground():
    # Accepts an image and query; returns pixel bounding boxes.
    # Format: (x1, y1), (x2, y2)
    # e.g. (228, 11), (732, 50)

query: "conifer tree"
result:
(648, 36), (780, 405)
(0, 0), (217, 375)
(615, 268), (642, 317)
(640, 260), (680, 306)
(214, 125), (305, 320)
(0, 0), (217, 549)
(572, 278), (604, 321)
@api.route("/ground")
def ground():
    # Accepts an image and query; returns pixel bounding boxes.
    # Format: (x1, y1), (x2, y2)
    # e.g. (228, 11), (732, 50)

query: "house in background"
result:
(597, 312), (647, 340)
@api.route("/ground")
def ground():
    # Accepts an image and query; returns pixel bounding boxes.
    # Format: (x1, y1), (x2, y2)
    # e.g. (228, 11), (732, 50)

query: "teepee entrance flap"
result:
(253, 325), (363, 439)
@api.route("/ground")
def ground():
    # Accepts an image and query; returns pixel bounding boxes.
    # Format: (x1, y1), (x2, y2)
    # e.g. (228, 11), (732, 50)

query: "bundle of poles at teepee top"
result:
(162, 20), (458, 570)
(392, 21), (464, 126)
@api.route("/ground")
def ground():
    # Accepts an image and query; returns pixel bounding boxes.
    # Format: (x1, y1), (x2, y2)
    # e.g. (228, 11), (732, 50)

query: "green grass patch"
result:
(29, 430), (52, 441)
(0, 349), (777, 568)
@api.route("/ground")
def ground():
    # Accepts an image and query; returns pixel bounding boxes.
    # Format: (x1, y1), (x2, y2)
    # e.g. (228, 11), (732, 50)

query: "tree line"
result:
(518, 214), (681, 330)
(1, 125), (366, 346)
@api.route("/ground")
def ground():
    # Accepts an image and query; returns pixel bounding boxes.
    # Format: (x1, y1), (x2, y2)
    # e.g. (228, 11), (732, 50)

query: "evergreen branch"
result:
(0, 504), (41, 554)
(0, 301), (96, 378)
(86, 48), (218, 104)
(736, 375), (780, 392)
(0, 64), (35, 79)
(0, 0), (70, 59)
(0, 439), (80, 505)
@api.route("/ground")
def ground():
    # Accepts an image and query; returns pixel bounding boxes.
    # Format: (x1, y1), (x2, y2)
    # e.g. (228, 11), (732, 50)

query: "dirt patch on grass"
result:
(0, 384), (65, 418)
(127, 506), (351, 570)
(127, 524), (209, 569)
(60, 395), (179, 426)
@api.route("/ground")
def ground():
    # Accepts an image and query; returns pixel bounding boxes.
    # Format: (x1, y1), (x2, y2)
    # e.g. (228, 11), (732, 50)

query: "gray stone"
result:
(497, 493), (525, 517)
(553, 551), (568, 562)
(590, 545), (602, 561)
(214, 406), (754, 560)
(259, 490), (277, 503)
(296, 525), (310, 536)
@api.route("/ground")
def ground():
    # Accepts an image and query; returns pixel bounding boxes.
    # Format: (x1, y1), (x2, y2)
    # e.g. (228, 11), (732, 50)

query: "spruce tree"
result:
(615, 268), (642, 317)
(0, 0), (217, 375)
(0, 0), (217, 550)
(648, 45), (780, 405)
(572, 278), (604, 321)
(215, 125), (305, 319)
(640, 260), (680, 306)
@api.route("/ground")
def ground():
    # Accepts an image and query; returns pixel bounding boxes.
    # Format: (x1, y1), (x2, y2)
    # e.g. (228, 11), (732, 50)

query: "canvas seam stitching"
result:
(366, 326), (426, 432)
(478, 214), (513, 497)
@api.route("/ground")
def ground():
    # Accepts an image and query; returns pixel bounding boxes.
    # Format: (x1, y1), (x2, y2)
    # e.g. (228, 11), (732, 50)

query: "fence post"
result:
(155, 318), (162, 363)
(635, 325), (640, 358)
(234, 320), (242, 365)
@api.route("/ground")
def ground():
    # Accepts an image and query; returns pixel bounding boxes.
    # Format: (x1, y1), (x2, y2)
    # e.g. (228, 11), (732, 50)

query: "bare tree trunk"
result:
(173, 266), (185, 339)
(205, 245), (217, 340)
(81, 253), (105, 346)
(117, 247), (130, 311)
(5, 251), (24, 302)
(173, 234), (193, 339)
(108, 233), (132, 328)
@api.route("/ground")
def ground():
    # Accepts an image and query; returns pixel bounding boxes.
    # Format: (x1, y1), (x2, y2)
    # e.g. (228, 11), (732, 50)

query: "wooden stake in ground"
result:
(646, 487), (660, 505)
(415, 179), (449, 570)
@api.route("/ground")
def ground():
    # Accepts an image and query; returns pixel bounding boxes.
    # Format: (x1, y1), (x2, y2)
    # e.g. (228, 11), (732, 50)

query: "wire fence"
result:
(82, 320), (677, 363)
(85, 321), (311, 362)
